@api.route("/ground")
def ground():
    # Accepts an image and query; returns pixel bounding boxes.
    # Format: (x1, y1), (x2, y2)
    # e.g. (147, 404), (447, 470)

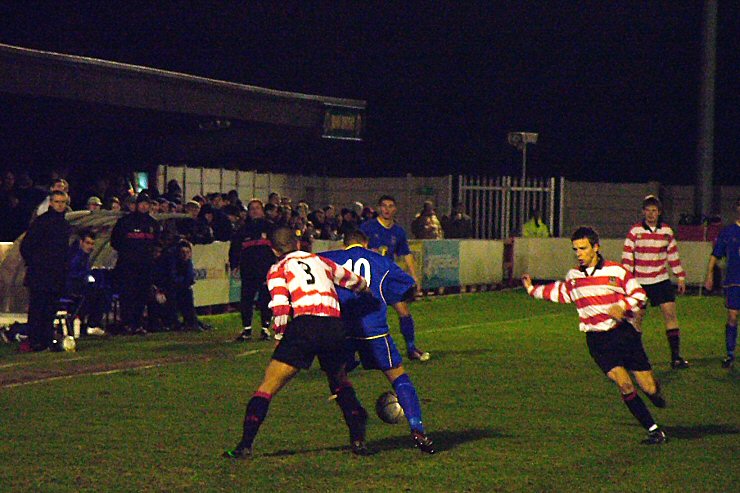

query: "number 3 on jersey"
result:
(342, 258), (371, 284)
(296, 261), (315, 285)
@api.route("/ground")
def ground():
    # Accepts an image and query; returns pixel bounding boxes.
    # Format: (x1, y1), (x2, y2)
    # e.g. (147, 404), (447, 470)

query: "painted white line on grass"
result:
(2, 349), (262, 389)
(236, 349), (261, 358)
(0, 362), (26, 369)
(1, 362), (181, 389)
(57, 356), (90, 363)
(0, 356), (89, 371)
(422, 312), (570, 335)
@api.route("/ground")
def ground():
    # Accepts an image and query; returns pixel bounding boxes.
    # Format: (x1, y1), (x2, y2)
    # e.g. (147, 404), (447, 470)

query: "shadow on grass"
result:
(662, 424), (739, 440)
(263, 427), (508, 457)
(621, 421), (740, 440)
(654, 356), (732, 375)
(151, 341), (226, 354)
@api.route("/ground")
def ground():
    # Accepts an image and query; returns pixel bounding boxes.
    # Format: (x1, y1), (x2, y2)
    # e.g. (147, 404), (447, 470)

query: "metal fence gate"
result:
(458, 175), (563, 239)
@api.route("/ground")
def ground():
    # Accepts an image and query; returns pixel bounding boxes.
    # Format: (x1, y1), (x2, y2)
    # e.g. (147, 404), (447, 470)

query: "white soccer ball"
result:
(60, 335), (77, 352)
(375, 391), (405, 424)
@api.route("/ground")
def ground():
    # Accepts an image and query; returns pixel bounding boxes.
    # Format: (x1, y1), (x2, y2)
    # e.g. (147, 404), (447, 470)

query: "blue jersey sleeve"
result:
(380, 262), (415, 305)
(320, 246), (399, 336)
(712, 228), (728, 259)
(394, 226), (411, 257)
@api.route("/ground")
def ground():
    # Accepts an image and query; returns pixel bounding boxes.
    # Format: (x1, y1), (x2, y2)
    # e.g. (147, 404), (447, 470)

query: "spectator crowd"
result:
(1, 167), (476, 353)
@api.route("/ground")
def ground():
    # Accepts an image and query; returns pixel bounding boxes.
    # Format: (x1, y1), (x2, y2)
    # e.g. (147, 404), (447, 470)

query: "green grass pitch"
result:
(1, 291), (737, 492)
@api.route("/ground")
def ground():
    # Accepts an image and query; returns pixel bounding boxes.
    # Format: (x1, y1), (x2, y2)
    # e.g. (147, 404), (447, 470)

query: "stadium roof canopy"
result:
(0, 43), (366, 173)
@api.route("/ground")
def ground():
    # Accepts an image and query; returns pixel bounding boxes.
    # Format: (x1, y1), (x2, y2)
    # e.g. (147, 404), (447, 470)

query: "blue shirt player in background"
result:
(360, 194), (430, 362)
(705, 198), (740, 368)
(321, 229), (435, 453)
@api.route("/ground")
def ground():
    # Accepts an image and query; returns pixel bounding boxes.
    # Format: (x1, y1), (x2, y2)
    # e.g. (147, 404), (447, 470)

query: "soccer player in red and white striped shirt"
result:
(522, 227), (668, 444)
(622, 195), (688, 369)
(224, 227), (373, 459)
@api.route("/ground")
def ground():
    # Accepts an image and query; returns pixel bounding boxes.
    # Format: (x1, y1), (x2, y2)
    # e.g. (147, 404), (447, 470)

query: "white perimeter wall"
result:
(158, 166), (452, 232)
(512, 237), (713, 285)
(159, 166), (739, 239)
(562, 181), (740, 239)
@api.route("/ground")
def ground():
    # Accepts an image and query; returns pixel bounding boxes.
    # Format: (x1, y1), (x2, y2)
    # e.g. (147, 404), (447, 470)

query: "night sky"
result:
(1, 2), (737, 184)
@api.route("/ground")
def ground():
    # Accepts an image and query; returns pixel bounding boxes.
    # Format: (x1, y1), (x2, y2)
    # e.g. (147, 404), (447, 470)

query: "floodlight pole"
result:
(520, 142), (527, 232)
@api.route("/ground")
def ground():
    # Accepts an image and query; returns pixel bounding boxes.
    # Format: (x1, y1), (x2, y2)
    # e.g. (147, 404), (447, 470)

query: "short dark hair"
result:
(642, 194), (662, 210)
(270, 226), (298, 254)
(51, 178), (67, 189)
(571, 226), (600, 247)
(80, 230), (96, 241)
(343, 229), (368, 247)
(248, 199), (264, 210)
(378, 194), (396, 205)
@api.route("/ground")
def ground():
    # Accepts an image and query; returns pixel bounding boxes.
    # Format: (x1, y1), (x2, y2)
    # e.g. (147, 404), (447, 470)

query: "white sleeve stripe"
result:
(378, 270), (389, 305)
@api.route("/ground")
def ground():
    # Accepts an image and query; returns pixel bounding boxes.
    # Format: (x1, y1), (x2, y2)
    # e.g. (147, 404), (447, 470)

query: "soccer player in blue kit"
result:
(705, 198), (740, 368)
(360, 195), (430, 361)
(321, 230), (435, 453)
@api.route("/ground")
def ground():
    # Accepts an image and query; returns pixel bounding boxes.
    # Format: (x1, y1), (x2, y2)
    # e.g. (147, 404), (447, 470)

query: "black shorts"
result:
(271, 316), (346, 373)
(642, 280), (676, 306)
(586, 322), (652, 373)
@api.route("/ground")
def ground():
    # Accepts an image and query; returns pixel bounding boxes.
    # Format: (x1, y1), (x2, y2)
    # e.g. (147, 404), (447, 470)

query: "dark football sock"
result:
(622, 391), (656, 430)
(334, 383), (367, 442)
(392, 373), (424, 433)
(399, 315), (416, 352)
(726, 325), (738, 358)
(239, 391), (272, 449)
(666, 328), (681, 359)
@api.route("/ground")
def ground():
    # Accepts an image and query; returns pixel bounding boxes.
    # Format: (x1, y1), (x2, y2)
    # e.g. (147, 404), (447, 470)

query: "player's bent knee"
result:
(260, 360), (299, 394)
(618, 382), (636, 395)
(640, 381), (657, 395)
(384, 366), (405, 383)
(393, 302), (411, 317)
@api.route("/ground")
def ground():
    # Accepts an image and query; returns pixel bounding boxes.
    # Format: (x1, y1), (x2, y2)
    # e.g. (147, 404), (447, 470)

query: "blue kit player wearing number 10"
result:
(321, 229), (435, 453)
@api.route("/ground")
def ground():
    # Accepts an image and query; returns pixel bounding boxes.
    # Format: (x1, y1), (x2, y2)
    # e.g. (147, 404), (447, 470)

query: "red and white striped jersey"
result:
(528, 258), (647, 332)
(622, 221), (685, 285)
(267, 250), (367, 335)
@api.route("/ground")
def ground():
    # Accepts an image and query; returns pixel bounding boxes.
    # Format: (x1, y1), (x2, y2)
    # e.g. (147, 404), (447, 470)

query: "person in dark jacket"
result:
(66, 231), (106, 336)
(19, 190), (72, 351)
(229, 199), (276, 341)
(153, 240), (200, 331)
(110, 192), (162, 335)
(177, 200), (214, 245)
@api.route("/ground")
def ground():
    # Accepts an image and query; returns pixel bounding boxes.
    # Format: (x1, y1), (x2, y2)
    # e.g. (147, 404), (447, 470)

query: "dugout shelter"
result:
(0, 42), (366, 181)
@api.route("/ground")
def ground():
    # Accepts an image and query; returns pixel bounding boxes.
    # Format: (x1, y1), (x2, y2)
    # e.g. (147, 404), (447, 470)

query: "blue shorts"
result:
(725, 286), (740, 310)
(344, 333), (403, 371)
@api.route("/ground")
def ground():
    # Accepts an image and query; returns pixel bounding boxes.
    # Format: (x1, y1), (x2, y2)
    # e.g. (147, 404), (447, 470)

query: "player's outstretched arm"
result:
(704, 255), (718, 291)
(522, 273), (572, 304)
(325, 257), (368, 293)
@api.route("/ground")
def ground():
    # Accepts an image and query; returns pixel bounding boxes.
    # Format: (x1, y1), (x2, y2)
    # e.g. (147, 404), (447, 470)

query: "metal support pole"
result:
(519, 143), (527, 234)
(695, 0), (717, 221)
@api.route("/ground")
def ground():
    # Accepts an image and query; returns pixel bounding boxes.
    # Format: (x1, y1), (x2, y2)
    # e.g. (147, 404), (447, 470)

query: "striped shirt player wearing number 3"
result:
(622, 195), (689, 369)
(224, 227), (374, 459)
(522, 227), (668, 444)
